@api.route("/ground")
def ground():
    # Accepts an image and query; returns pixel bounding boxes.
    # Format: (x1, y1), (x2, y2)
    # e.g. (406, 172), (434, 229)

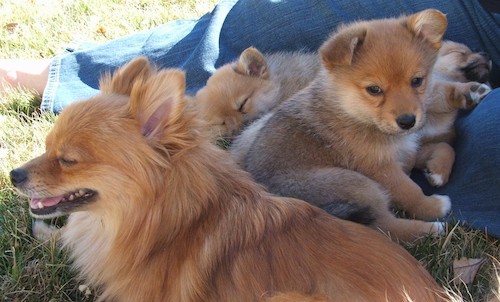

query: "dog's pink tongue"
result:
(30, 196), (64, 209)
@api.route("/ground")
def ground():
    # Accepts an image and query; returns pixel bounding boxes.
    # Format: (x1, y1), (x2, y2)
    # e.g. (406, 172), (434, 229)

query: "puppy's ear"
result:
(129, 69), (186, 139)
(405, 9), (448, 49)
(319, 25), (367, 70)
(100, 56), (153, 95)
(232, 47), (269, 79)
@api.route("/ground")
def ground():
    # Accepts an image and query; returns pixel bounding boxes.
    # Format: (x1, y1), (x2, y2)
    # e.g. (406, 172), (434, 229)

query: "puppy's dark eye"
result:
(58, 158), (77, 166)
(366, 86), (383, 96)
(411, 77), (424, 88)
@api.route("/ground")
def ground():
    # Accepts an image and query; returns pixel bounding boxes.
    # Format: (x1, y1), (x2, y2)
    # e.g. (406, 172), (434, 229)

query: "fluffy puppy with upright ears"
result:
(231, 9), (451, 242)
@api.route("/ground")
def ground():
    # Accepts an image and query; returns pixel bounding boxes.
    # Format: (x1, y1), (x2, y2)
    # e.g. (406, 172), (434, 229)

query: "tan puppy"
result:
(416, 40), (492, 186)
(195, 47), (319, 140)
(231, 9), (451, 242)
(10, 57), (446, 301)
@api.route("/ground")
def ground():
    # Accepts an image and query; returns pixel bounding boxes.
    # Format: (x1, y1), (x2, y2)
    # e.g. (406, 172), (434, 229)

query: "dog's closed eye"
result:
(448, 50), (467, 57)
(237, 97), (249, 113)
(58, 157), (77, 166)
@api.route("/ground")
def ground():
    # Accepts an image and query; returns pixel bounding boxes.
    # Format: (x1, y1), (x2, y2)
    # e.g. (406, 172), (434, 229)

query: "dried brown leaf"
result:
(96, 26), (107, 37)
(453, 257), (486, 285)
(5, 22), (18, 32)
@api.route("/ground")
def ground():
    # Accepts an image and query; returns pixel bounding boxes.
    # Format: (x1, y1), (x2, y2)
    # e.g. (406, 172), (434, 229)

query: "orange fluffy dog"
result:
(11, 57), (445, 302)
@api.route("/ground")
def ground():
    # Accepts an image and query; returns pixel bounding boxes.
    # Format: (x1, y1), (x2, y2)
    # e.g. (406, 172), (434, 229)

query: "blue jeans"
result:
(42, 0), (499, 112)
(41, 0), (500, 237)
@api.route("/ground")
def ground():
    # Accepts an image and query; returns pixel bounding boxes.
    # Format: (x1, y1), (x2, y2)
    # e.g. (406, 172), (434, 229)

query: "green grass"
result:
(0, 0), (216, 59)
(0, 0), (499, 301)
(404, 223), (500, 300)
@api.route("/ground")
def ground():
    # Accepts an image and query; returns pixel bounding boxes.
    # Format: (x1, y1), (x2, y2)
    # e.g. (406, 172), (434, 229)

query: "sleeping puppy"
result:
(415, 40), (492, 186)
(195, 47), (319, 141)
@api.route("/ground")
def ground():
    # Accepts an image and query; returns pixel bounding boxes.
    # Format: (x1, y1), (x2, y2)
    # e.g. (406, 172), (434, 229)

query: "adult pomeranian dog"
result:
(415, 40), (492, 186)
(231, 9), (450, 242)
(195, 47), (319, 140)
(10, 57), (446, 301)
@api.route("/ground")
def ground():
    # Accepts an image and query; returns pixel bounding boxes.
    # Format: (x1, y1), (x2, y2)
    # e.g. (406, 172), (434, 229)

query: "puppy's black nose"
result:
(10, 168), (28, 186)
(396, 114), (416, 130)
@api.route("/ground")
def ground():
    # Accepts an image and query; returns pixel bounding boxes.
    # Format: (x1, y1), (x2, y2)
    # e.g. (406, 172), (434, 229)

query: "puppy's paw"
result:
(413, 194), (451, 220)
(429, 221), (446, 237)
(431, 194), (452, 217)
(424, 159), (452, 187)
(424, 169), (445, 187)
(464, 83), (491, 109)
(32, 219), (60, 241)
(421, 142), (454, 187)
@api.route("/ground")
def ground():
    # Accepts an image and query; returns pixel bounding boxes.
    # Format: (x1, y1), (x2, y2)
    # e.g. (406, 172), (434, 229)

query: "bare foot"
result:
(0, 59), (51, 95)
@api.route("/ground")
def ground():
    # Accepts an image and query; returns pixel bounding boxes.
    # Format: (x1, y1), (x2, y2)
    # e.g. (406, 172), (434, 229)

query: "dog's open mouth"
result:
(29, 189), (97, 218)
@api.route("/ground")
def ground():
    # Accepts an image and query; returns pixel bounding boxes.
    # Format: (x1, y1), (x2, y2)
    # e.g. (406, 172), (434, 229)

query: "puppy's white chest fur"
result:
(397, 133), (419, 164)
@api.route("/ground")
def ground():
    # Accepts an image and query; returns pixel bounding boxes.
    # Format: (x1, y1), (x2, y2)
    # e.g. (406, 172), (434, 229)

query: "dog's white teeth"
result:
(37, 202), (44, 209)
(61, 190), (92, 202)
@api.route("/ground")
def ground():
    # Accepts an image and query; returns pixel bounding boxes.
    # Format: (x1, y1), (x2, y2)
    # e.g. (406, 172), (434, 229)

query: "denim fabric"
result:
(414, 89), (500, 237)
(41, 0), (500, 112)
(41, 0), (500, 237)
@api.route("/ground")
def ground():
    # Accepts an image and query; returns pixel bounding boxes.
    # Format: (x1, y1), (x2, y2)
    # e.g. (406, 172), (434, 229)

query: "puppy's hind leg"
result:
(265, 168), (382, 224)
(266, 168), (443, 242)
(370, 204), (446, 242)
(369, 164), (451, 221)
(324, 171), (447, 242)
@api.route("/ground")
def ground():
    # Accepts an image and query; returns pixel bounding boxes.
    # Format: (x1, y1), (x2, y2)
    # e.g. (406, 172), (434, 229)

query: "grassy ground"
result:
(0, 0), (499, 301)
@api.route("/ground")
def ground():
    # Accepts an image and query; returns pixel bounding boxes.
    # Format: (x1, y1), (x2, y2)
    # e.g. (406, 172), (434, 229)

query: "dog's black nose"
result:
(10, 168), (28, 186)
(396, 114), (416, 130)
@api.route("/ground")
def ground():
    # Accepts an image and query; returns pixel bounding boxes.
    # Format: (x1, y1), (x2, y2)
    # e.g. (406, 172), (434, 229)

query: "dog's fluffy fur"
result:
(231, 9), (451, 242)
(10, 57), (446, 301)
(415, 40), (492, 186)
(195, 47), (319, 140)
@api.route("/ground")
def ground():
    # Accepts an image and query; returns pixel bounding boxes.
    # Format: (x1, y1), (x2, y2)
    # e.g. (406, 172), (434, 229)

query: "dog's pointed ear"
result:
(232, 47), (269, 79)
(405, 9), (447, 49)
(129, 69), (186, 139)
(100, 56), (153, 95)
(319, 25), (367, 70)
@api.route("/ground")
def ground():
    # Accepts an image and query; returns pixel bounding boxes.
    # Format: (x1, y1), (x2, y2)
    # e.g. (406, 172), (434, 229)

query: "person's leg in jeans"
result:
(32, 0), (498, 112)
